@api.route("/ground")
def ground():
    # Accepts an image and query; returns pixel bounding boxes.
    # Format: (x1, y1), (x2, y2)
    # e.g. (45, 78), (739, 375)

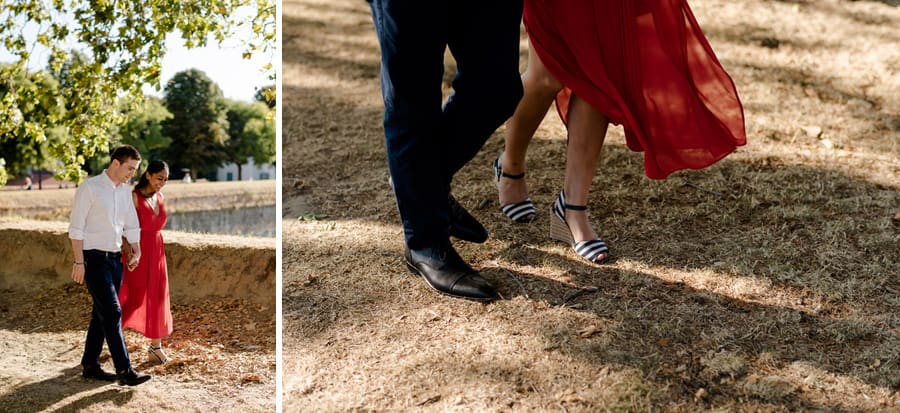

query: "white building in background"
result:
(216, 157), (275, 181)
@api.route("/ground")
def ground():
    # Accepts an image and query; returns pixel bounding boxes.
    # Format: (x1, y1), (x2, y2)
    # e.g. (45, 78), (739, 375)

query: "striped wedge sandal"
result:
(550, 190), (610, 264)
(493, 154), (537, 223)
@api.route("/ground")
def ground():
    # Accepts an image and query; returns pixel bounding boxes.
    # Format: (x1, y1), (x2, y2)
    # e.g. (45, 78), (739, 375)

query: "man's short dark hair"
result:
(110, 145), (141, 163)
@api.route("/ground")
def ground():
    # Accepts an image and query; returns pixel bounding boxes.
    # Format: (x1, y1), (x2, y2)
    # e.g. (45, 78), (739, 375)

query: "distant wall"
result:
(0, 219), (275, 308)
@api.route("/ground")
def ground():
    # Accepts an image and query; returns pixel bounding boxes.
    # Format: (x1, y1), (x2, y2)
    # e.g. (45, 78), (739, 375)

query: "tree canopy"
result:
(162, 69), (229, 179)
(225, 99), (275, 180)
(117, 96), (173, 169)
(0, 0), (275, 185)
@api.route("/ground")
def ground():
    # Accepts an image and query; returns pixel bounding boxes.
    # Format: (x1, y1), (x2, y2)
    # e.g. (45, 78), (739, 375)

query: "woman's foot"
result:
(148, 344), (170, 364)
(564, 209), (607, 262)
(494, 153), (536, 223)
(549, 191), (609, 264)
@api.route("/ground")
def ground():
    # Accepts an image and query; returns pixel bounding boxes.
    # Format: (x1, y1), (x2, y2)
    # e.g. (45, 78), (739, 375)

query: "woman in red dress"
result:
(494, 0), (746, 264)
(120, 160), (173, 363)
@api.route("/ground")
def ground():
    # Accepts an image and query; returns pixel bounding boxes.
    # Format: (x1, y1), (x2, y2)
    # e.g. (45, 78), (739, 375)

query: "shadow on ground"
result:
(0, 366), (134, 413)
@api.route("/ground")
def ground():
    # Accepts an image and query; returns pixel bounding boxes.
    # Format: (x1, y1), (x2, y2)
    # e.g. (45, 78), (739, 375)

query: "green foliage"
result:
(0, 0), (276, 185)
(254, 84), (276, 109)
(0, 66), (68, 177)
(224, 99), (274, 179)
(117, 96), (174, 165)
(162, 69), (229, 178)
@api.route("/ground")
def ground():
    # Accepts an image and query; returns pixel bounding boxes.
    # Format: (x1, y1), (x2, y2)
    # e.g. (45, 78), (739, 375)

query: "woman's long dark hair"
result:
(135, 160), (169, 196)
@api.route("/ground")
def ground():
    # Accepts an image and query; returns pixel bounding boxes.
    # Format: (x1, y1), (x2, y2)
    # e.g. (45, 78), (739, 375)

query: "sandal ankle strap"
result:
(501, 171), (525, 180)
(555, 190), (588, 212)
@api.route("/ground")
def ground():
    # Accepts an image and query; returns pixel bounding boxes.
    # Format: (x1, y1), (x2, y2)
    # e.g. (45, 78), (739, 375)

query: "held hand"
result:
(127, 251), (140, 272)
(72, 264), (85, 284)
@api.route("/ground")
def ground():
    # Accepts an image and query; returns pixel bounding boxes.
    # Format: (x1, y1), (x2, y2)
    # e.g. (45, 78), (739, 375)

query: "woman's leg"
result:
(498, 39), (563, 207)
(563, 94), (609, 257)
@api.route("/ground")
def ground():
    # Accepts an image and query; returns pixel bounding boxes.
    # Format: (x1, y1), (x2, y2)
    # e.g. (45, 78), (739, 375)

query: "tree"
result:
(162, 69), (229, 179)
(224, 99), (275, 180)
(0, 0), (276, 185)
(118, 96), (174, 165)
(0, 66), (67, 180)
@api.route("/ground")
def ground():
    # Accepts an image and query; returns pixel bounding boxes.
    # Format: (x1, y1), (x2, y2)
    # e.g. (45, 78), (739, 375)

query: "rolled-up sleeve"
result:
(68, 185), (91, 240)
(123, 194), (141, 244)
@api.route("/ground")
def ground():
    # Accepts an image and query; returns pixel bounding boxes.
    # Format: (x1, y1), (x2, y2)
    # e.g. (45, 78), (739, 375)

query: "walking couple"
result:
(69, 145), (174, 385)
(367, 0), (747, 300)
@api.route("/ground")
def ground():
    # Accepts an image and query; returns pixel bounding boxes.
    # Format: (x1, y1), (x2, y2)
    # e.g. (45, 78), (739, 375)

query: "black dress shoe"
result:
(116, 368), (151, 386)
(405, 245), (498, 301)
(82, 365), (116, 382)
(448, 195), (488, 243)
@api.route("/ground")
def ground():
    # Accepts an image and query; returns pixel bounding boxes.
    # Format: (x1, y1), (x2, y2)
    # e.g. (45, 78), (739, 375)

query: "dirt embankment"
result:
(0, 219), (275, 308)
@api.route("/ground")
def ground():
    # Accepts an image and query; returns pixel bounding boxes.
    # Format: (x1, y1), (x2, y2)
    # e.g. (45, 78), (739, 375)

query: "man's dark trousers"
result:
(369, 0), (524, 250)
(80, 249), (131, 372)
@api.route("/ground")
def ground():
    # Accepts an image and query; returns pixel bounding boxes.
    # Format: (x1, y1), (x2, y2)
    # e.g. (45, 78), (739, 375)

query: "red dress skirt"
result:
(523, 0), (746, 179)
(119, 190), (173, 339)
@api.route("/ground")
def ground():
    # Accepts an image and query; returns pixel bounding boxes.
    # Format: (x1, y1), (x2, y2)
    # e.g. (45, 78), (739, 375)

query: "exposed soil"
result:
(282, 0), (899, 411)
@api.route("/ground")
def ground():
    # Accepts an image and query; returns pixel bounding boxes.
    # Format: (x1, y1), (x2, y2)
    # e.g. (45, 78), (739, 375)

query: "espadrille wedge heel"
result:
(550, 190), (610, 264)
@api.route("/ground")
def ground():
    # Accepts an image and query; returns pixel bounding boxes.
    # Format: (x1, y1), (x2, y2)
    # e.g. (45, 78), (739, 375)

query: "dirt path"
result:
(0, 285), (275, 412)
(283, 0), (899, 411)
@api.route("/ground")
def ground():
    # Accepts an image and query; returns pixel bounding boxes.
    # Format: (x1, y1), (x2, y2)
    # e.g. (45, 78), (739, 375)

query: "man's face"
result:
(110, 158), (140, 184)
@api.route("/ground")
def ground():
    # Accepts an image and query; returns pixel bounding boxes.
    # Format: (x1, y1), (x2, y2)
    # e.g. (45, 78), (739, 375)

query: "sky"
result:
(143, 30), (272, 102)
(0, 6), (272, 102)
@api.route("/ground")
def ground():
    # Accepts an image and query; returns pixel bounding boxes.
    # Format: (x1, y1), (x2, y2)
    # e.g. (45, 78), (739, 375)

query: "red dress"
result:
(119, 190), (173, 339)
(523, 0), (747, 179)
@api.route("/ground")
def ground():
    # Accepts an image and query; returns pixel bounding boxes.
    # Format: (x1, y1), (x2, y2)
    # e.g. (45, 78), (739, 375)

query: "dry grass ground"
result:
(0, 180), (276, 221)
(283, 0), (899, 411)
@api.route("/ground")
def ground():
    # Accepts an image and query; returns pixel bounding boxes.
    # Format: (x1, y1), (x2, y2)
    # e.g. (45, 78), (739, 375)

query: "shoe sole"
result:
(549, 213), (575, 245)
(404, 258), (497, 302)
(118, 376), (151, 386)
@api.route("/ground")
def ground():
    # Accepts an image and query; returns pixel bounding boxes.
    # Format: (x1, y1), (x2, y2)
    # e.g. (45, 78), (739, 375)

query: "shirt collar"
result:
(101, 169), (122, 188)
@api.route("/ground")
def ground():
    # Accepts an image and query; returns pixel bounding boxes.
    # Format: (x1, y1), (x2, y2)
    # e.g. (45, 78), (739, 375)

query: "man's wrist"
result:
(73, 262), (84, 265)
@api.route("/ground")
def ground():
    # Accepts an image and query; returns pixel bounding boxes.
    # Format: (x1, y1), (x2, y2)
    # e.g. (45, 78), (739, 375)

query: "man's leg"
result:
(80, 304), (106, 367)
(441, 0), (524, 179)
(82, 253), (131, 373)
(370, 0), (500, 301)
(370, 0), (450, 250)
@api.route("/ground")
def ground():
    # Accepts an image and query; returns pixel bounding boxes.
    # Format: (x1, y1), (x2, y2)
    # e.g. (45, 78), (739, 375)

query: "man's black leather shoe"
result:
(82, 365), (116, 382)
(448, 195), (488, 243)
(116, 368), (151, 386)
(405, 245), (498, 301)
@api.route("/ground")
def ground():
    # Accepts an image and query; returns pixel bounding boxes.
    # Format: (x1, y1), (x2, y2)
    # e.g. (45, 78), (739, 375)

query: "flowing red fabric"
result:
(523, 0), (746, 179)
(120, 190), (173, 339)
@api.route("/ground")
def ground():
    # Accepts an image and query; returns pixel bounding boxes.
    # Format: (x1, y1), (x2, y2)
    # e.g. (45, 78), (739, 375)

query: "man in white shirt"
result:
(69, 145), (151, 386)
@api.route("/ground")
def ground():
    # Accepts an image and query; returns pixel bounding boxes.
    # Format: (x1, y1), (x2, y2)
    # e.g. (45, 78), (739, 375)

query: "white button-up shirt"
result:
(68, 171), (141, 252)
